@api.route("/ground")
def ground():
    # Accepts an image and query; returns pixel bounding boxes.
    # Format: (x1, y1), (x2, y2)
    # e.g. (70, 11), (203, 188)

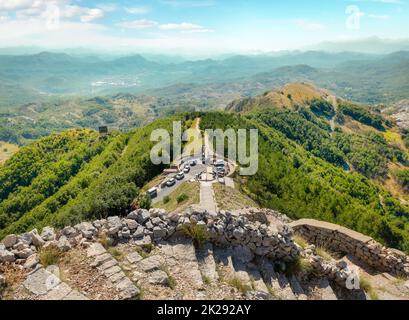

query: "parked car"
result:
(147, 187), (158, 198)
(190, 160), (197, 166)
(176, 172), (185, 180)
(166, 178), (176, 187)
(183, 166), (190, 173)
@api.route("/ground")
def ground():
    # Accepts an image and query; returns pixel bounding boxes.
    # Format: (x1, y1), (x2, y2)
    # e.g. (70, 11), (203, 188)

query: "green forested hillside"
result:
(200, 111), (409, 252)
(0, 116), (186, 238)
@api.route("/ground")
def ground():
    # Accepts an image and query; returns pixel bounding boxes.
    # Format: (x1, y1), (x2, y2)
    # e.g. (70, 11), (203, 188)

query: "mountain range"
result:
(1, 50), (409, 108)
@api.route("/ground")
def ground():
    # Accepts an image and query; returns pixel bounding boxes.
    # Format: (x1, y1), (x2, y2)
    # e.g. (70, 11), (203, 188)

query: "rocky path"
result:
(21, 266), (88, 300)
(200, 182), (217, 213)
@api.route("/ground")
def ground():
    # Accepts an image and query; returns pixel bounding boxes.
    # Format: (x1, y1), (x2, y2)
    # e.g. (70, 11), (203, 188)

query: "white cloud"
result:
(80, 8), (104, 23)
(1, 0), (106, 23)
(0, 0), (37, 11)
(159, 22), (213, 33)
(295, 20), (325, 31)
(160, 0), (216, 8)
(368, 14), (390, 20)
(125, 7), (149, 15)
(117, 19), (158, 29)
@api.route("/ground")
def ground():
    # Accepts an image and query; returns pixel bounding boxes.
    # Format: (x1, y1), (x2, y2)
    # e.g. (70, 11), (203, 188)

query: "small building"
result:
(99, 126), (108, 134)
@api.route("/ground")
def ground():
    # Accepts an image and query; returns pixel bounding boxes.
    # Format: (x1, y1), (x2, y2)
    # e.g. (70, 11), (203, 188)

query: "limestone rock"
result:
(24, 254), (39, 269)
(2, 234), (17, 248)
(41, 227), (56, 241)
(86, 243), (106, 258)
(148, 270), (169, 286)
(137, 256), (162, 272)
(57, 236), (71, 252)
(23, 268), (60, 296)
(126, 252), (143, 264)
(0, 248), (15, 262)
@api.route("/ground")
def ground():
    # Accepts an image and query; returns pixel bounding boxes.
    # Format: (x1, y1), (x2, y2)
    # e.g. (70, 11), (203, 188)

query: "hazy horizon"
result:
(0, 0), (408, 56)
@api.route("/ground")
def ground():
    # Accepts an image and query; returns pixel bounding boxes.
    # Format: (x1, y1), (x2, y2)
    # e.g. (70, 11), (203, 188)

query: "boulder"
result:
(136, 209), (150, 224)
(41, 227), (56, 241)
(0, 249), (15, 262)
(57, 236), (72, 252)
(153, 226), (167, 239)
(2, 234), (17, 248)
(133, 226), (145, 239)
(30, 231), (45, 248)
(124, 219), (138, 230)
(127, 211), (139, 220)
(62, 226), (79, 238)
(16, 248), (35, 259)
(24, 254), (39, 269)
(148, 270), (169, 286)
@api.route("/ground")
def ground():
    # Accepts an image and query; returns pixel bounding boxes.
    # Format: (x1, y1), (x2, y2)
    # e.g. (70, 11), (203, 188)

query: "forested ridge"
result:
(0, 116), (186, 238)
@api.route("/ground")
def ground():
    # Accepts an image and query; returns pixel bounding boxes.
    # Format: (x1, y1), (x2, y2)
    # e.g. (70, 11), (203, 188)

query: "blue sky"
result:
(0, 0), (407, 55)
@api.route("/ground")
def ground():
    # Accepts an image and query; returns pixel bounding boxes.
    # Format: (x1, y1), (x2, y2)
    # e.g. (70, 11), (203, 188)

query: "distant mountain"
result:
(0, 50), (409, 108)
(310, 36), (409, 54)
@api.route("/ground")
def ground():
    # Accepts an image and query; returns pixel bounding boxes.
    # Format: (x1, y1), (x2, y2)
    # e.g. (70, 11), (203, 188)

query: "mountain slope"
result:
(0, 115), (188, 238)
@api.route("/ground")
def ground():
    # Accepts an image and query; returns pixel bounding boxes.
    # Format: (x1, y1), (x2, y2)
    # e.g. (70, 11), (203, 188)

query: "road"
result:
(152, 163), (205, 204)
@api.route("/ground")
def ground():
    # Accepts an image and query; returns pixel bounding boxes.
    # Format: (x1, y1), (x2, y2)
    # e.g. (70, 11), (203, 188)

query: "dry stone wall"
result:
(290, 219), (409, 277)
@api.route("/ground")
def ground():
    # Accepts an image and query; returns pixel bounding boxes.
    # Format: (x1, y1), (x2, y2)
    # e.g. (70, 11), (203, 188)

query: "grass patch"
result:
(315, 247), (332, 261)
(285, 257), (313, 276)
(176, 193), (189, 203)
(213, 183), (258, 211)
(228, 277), (252, 295)
(39, 246), (62, 267)
(160, 265), (177, 290)
(134, 246), (151, 259)
(292, 235), (308, 249)
(0, 141), (19, 165)
(108, 247), (124, 261)
(154, 181), (200, 213)
(181, 223), (209, 247)
(201, 273), (211, 285)
(266, 284), (280, 300)
(359, 275), (379, 300)
(99, 233), (111, 249)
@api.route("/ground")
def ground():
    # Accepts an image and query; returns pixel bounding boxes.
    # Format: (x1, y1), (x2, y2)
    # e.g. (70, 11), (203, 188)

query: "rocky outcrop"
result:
(290, 219), (409, 278)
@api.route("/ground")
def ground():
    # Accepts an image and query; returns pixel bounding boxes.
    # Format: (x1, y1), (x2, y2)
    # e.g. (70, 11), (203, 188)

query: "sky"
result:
(0, 0), (408, 56)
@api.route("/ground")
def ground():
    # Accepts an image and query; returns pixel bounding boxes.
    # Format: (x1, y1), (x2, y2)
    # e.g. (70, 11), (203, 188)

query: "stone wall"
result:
(290, 219), (409, 277)
(0, 207), (299, 266)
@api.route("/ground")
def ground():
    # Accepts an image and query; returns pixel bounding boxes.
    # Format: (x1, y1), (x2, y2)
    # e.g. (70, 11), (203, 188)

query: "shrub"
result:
(228, 277), (251, 295)
(163, 196), (171, 204)
(39, 246), (62, 267)
(139, 193), (152, 210)
(315, 247), (332, 261)
(285, 257), (313, 276)
(108, 247), (123, 260)
(359, 275), (378, 300)
(181, 223), (208, 247)
(176, 193), (189, 203)
(292, 235), (308, 249)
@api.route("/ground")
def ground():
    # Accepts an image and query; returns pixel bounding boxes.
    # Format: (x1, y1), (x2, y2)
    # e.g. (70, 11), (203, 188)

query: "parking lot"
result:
(151, 159), (206, 204)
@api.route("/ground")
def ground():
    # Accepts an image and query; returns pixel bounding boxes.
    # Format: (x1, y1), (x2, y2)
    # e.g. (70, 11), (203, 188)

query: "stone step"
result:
(214, 246), (271, 297)
(288, 275), (308, 300)
(22, 267), (88, 300)
(195, 242), (219, 283)
(259, 259), (297, 300)
(308, 278), (338, 300)
(87, 243), (140, 300)
(157, 237), (204, 290)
